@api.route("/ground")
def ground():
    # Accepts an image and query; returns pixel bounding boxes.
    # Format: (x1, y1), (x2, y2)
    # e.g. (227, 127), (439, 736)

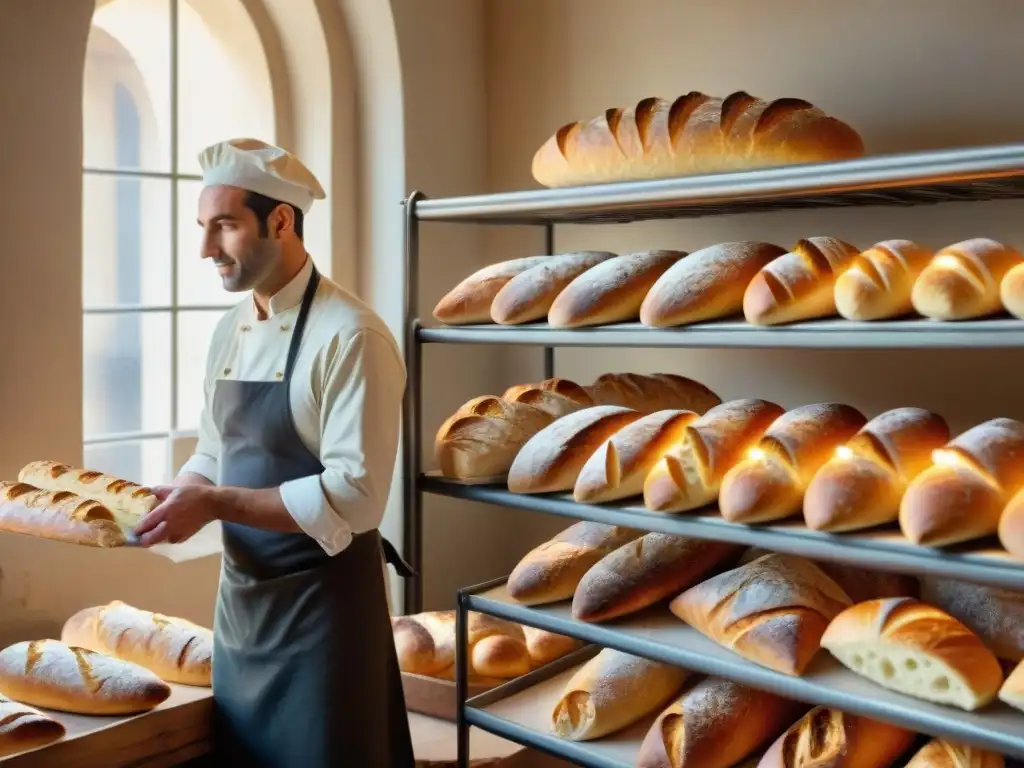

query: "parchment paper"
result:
(124, 521), (224, 562)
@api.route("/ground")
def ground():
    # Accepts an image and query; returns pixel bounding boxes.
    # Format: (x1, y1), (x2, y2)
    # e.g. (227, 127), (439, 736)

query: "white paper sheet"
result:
(125, 520), (224, 563)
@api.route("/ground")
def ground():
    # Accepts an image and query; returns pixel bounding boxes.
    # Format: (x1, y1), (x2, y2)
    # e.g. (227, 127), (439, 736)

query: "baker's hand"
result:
(133, 485), (222, 547)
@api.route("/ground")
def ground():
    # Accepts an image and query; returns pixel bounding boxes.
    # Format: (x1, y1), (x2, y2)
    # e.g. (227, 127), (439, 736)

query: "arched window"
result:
(82, 0), (275, 484)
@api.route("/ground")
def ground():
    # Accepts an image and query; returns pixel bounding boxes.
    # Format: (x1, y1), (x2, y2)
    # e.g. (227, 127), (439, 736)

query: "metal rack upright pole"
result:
(455, 588), (470, 768)
(543, 222), (555, 379)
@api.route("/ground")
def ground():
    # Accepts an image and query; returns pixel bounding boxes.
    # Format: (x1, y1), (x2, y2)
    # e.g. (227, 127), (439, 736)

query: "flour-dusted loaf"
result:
(904, 739), (1005, 768)
(0, 481), (126, 548)
(507, 521), (643, 605)
(834, 240), (934, 321)
(571, 533), (741, 622)
(998, 485), (1024, 561)
(919, 577), (1024, 662)
(0, 639), (171, 715)
(60, 601), (213, 686)
(911, 238), (1024, 320)
(669, 553), (852, 675)
(999, 260), (1024, 320)
(548, 250), (685, 328)
(640, 241), (787, 327)
(899, 417), (1024, 546)
(391, 611), (531, 680)
(432, 255), (553, 324)
(820, 597), (1004, 711)
(743, 237), (860, 326)
(502, 377), (594, 419)
(490, 251), (618, 324)
(550, 648), (688, 741)
(531, 91), (864, 188)
(643, 399), (785, 513)
(815, 563), (919, 604)
(0, 696), (65, 758)
(803, 407), (950, 533)
(719, 403), (867, 524)
(585, 372), (721, 415)
(999, 659), (1024, 712)
(19, 460), (157, 530)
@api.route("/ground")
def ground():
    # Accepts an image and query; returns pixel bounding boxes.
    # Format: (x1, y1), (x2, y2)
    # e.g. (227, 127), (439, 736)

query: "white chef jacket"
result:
(178, 256), (407, 556)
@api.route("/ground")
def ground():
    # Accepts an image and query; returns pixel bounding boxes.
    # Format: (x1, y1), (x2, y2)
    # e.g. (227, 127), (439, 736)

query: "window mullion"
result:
(169, 0), (180, 452)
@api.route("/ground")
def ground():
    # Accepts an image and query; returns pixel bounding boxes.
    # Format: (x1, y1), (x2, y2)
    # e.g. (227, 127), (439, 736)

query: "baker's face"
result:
(197, 185), (280, 292)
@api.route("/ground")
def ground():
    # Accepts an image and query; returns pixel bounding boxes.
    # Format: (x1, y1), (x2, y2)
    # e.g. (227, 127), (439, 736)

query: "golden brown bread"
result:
(999, 659), (1024, 712)
(571, 533), (741, 623)
(391, 611), (531, 680)
(0, 481), (126, 547)
(999, 260), (1024, 320)
(911, 238), (1024, 320)
(432, 255), (553, 324)
(521, 625), (584, 668)
(998, 485), (1024, 561)
(918, 577), (1024, 662)
(643, 399), (785, 513)
(743, 238), (861, 326)
(834, 240), (934, 321)
(502, 377), (594, 419)
(531, 91), (864, 188)
(548, 250), (685, 328)
(490, 251), (618, 324)
(585, 372), (721, 415)
(0, 696), (66, 758)
(669, 553), (852, 675)
(820, 597), (1005, 711)
(803, 407), (951, 533)
(904, 739), (1005, 768)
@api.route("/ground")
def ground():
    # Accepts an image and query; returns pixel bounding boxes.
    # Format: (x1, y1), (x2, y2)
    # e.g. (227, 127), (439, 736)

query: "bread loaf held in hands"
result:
(904, 739), (1005, 768)
(432, 255), (553, 325)
(834, 240), (934, 321)
(490, 251), (618, 324)
(19, 460), (157, 530)
(911, 238), (1023, 321)
(0, 696), (66, 758)
(0, 481), (126, 548)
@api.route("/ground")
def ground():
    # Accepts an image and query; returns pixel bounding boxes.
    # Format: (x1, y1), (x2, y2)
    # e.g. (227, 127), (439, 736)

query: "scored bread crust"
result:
(432, 255), (553, 325)
(0, 481), (126, 548)
(834, 239), (934, 321)
(918, 576), (1024, 663)
(0, 696), (66, 758)
(904, 739), (1006, 768)
(912, 238), (1024, 321)
(585, 373), (721, 415)
(502, 377), (594, 419)
(490, 251), (618, 325)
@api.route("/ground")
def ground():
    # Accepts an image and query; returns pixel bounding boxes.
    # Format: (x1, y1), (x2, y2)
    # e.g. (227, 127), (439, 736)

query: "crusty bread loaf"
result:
(0, 696), (65, 758)
(391, 611), (531, 680)
(820, 597), (1005, 711)
(432, 255), (553, 325)
(918, 577), (1024, 662)
(643, 399), (785, 513)
(60, 601), (212, 686)
(585, 372), (721, 415)
(904, 739), (1005, 768)
(834, 240), (934, 321)
(670, 553), (852, 675)
(999, 260), (1024, 320)
(743, 238), (860, 326)
(574, 409), (698, 504)
(507, 521), (643, 605)
(803, 407), (950, 533)
(899, 417), (1024, 546)
(521, 625), (584, 668)
(640, 241), (787, 327)
(815, 563), (919, 604)
(0, 639), (171, 715)
(19, 460), (157, 530)
(998, 485), (1024, 561)
(911, 238), (1024, 320)
(571, 533), (741, 622)
(0, 481), (126, 548)
(502, 377), (594, 419)
(490, 251), (618, 324)
(756, 706), (914, 768)
(637, 677), (806, 768)
(719, 403), (867, 524)
(548, 250), (685, 328)
(551, 649), (688, 741)
(531, 91), (864, 188)
(999, 659), (1023, 712)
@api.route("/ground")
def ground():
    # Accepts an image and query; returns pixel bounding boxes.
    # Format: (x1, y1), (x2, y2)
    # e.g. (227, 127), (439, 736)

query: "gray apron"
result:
(210, 268), (415, 767)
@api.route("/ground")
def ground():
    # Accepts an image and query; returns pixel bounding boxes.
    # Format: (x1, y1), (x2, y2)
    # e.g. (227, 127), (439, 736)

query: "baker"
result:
(133, 138), (416, 767)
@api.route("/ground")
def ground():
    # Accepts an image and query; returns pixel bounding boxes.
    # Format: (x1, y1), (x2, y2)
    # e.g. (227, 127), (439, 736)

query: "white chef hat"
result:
(198, 138), (326, 214)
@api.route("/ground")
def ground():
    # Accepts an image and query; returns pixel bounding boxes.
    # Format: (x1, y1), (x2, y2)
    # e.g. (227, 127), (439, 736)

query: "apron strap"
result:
(284, 265), (322, 381)
(380, 536), (417, 579)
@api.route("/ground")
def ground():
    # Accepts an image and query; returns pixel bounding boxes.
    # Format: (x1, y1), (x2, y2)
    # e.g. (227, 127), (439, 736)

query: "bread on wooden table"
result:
(637, 677), (806, 768)
(834, 240), (934, 321)
(719, 403), (867, 524)
(548, 250), (686, 328)
(490, 251), (618, 324)
(803, 407), (950, 533)
(0, 696), (66, 758)
(919, 577), (1024, 662)
(531, 91), (864, 188)
(904, 739), (1005, 768)
(585, 372), (721, 415)
(640, 241), (787, 327)
(815, 563), (918, 604)
(743, 237), (860, 326)
(820, 597), (1004, 711)
(432, 255), (553, 325)
(391, 611), (531, 679)
(999, 260), (1024, 319)
(507, 521), (643, 605)
(571, 533), (742, 622)
(999, 659), (1024, 712)
(521, 625), (583, 667)
(0, 481), (126, 548)
(550, 648), (688, 741)
(998, 485), (1024, 561)
(899, 417), (1024, 546)
(911, 238), (1024, 320)
(669, 553), (852, 675)
(643, 399), (785, 513)
(502, 377), (594, 419)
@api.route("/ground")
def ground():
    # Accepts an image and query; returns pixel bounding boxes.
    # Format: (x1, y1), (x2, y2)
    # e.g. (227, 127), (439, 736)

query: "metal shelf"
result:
(414, 143), (1024, 225)
(422, 476), (1023, 589)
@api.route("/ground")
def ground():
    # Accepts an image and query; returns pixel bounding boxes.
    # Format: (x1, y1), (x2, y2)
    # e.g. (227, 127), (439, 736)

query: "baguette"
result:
(18, 460), (156, 530)
(573, 409), (699, 504)
(999, 659), (1024, 712)
(834, 240), (934, 321)
(743, 237), (860, 326)
(669, 553), (852, 675)
(911, 238), (1023, 320)
(919, 577), (1024, 662)
(531, 91), (864, 188)
(899, 417), (1024, 546)
(571, 533), (741, 622)
(550, 648), (688, 741)
(490, 251), (618, 324)
(0, 481), (126, 548)
(756, 707), (914, 768)
(391, 611), (531, 679)
(820, 597), (1004, 711)
(548, 250), (686, 328)
(0, 640), (171, 715)
(585, 372), (721, 415)
(637, 677), (806, 768)
(719, 403), (867, 524)
(432, 255), (553, 324)
(998, 484), (1024, 560)
(999, 260), (1024, 319)
(643, 398), (785, 513)
(502, 377), (594, 419)
(507, 521), (643, 605)
(803, 407), (951, 532)
(0, 696), (65, 758)
(521, 626), (584, 668)
(904, 739), (1005, 768)
(640, 241), (787, 327)
(60, 601), (213, 686)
